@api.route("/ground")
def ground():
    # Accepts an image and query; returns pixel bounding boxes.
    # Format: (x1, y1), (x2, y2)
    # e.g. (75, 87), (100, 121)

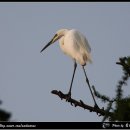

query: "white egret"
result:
(41, 29), (99, 108)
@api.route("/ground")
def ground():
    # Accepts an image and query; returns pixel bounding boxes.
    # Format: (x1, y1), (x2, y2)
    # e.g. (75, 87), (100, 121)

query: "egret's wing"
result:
(82, 36), (91, 53)
(73, 30), (91, 53)
(67, 31), (80, 52)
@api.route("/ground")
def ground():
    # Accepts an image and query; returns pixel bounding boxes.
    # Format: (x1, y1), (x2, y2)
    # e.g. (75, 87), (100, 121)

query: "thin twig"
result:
(116, 62), (130, 76)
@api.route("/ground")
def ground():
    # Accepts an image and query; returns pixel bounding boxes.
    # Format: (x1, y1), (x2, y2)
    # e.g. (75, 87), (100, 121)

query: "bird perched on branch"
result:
(41, 28), (99, 108)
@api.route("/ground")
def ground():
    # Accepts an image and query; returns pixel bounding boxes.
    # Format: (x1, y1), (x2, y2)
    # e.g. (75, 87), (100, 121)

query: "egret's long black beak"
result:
(40, 41), (52, 53)
(40, 34), (58, 53)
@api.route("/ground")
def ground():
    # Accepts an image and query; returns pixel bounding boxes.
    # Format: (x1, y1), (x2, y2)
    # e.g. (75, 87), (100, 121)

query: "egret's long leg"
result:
(82, 66), (99, 108)
(68, 62), (77, 95)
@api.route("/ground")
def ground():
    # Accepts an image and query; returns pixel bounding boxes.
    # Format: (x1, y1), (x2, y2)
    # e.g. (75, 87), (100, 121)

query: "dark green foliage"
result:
(111, 98), (130, 121)
(92, 85), (114, 103)
(93, 56), (130, 121)
(0, 101), (11, 121)
(102, 101), (113, 122)
(0, 109), (11, 121)
(116, 56), (130, 76)
(116, 57), (130, 101)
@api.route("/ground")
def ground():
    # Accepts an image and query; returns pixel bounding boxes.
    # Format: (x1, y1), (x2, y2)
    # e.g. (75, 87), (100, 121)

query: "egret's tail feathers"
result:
(82, 53), (92, 65)
(76, 52), (92, 66)
(88, 55), (92, 64)
(84, 52), (92, 64)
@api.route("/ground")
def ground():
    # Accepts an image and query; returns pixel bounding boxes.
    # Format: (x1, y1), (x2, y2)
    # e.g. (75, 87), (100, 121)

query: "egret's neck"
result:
(59, 36), (64, 45)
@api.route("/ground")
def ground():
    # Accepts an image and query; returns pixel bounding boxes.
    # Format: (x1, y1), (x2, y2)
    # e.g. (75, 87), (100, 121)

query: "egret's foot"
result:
(94, 103), (100, 109)
(65, 91), (71, 101)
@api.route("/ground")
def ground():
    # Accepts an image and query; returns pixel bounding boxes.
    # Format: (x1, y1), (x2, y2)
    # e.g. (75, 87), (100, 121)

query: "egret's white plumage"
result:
(55, 29), (92, 66)
(40, 29), (98, 108)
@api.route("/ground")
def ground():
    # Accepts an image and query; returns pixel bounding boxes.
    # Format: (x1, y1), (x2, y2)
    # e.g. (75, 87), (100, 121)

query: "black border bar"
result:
(0, 122), (130, 129)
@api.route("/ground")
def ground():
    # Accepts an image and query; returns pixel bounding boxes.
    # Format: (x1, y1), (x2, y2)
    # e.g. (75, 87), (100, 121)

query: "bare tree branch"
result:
(51, 90), (113, 117)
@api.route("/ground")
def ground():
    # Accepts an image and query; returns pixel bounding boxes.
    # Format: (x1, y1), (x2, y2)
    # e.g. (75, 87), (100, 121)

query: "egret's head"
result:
(56, 29), (69, 37)
(40, 29), (69, 53)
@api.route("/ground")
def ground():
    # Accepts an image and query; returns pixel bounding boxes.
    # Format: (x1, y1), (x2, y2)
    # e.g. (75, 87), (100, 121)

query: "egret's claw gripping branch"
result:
(51, 90), (112, 117)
